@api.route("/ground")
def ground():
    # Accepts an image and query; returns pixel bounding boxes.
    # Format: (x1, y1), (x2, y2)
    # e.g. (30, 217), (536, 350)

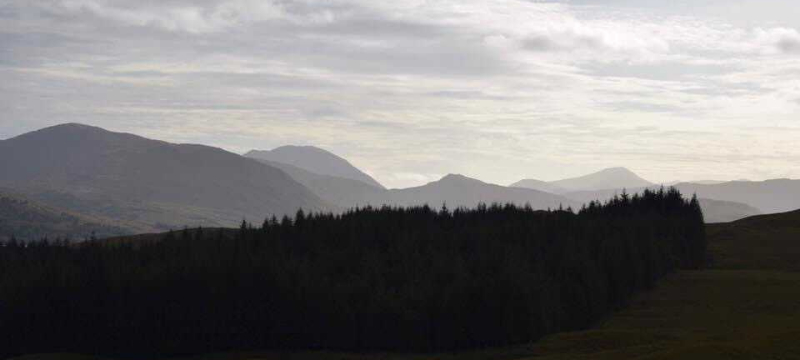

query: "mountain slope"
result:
(252, 159), (388, 209)
(388, 174), (578, 210)
(0, 190), (132, 242)
(707, 209), (800, 271)
(549, 167), (653, 191)
(509, 179), (567, 194)
(245, 146), (384, 189)
(0, 124), (329, 231)
(673, 179), (800, 214)
(697, 198), (762, 223)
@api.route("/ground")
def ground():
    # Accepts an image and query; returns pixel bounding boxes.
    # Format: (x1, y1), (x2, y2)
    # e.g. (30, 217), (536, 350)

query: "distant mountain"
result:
(388, 174), (578, 210)
(252, 159), (387, 209)
(0, 123), (329, 231)
(245, 145), (385, 189)
(0, 190), (132, 242)
(513, 167), (653, 194)
(698, 198), (761, 223)
(673, 179), (800, 214)
(550, 167), (653, 192)
(509, 179), (567, 194)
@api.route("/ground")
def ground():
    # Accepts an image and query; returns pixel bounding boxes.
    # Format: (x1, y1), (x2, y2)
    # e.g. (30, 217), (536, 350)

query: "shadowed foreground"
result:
(12, 210), (800, 360)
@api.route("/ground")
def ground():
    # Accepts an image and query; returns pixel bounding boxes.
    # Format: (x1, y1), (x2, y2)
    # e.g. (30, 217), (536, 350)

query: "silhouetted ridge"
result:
(0, 123), (329, 231)
(245, 145), (385, 189)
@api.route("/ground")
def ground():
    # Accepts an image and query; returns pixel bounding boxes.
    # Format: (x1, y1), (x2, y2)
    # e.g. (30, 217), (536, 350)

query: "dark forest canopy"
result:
(0, 188), (705, 358)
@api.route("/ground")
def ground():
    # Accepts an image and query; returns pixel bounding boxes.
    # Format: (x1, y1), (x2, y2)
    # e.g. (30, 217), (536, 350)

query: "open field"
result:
(13, 211), (800, 360)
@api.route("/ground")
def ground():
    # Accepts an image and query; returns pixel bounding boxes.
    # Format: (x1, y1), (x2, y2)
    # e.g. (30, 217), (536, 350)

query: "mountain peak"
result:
(549, 167), (653, 192)
(599, 167), (636, 175)
(437, 174), (486, 186)
(245, 145), (385, 189)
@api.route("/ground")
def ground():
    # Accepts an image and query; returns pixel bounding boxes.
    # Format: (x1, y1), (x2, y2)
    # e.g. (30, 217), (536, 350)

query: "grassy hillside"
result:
(0, 191), (133, 242)
(13, 209), (800, 360)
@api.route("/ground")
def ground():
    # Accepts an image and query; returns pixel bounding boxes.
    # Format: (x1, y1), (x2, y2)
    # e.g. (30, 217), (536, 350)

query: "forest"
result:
(0, 188), (706, 358)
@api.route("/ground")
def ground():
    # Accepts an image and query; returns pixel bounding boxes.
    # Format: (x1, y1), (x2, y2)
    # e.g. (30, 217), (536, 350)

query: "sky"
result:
(1, 0), (799, 189)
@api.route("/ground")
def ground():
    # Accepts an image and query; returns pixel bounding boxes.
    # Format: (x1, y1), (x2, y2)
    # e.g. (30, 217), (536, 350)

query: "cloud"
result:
(3, 0), (800, 187)
(753, 27), (800, 54)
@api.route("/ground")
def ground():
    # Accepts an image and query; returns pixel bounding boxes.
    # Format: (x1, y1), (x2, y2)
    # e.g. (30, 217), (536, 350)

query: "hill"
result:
(706, 209), (800, 271)
(0, 123), (329, 231)
(546, 167), (653, 192)
(388, 174), (578, 210)
(696, 198), (762, 223)
(245, 145), (385, 189)
(247, 163), (578, 211)
(673, 179), (800, 214)
(251, 159), (388, 209)
(508, 179), (567, 194)
(0, 190), (132, 242)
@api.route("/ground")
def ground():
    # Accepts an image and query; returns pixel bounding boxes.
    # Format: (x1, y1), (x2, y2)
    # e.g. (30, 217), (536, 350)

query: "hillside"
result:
(673, 179), (800, 214)
(552, 167), (653, 192)
(706, 209), (800, 271)
(697, 198), (761, 223)
(17, 206), (800, 360)
(0, 124), (329, 231)
(508, 179), (567, 194)
(245, 146), (385, 189)
(0, 190), (132, 242)
(251, 159), (388, 209)
(388, 174), (578, 210)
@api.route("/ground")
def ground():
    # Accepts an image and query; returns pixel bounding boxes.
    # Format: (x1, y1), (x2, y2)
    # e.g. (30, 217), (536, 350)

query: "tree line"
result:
(0, 188), (705, 357)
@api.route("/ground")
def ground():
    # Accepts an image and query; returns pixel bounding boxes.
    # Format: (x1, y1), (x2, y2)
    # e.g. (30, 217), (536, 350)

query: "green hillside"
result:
(13, 209), (800, 360)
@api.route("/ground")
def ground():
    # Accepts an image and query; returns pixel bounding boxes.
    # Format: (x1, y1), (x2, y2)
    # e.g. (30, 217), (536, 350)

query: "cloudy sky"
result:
(2, 0), (799, 188)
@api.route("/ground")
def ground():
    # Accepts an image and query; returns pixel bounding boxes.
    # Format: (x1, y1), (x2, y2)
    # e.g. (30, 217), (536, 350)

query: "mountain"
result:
(0, 190), (132, 242)
(0, 123), (329, 231)
(697, 198), (762, 223)
(512, 167), (653, 194)
(549, 167), (653, 192)
(252, 159), (388, 208)
(673, 179), (800, 214)
(509, 179), (567, 194)
(387, 174), (578, 210)
(245, 146), (385, 189)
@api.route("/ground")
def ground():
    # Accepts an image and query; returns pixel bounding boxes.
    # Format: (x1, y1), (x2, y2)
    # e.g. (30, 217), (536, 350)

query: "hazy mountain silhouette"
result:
(696, 198), (762, 223)
(550, 167), (653, 191)
(251, 158), (388, 208)
(0, 124), (329, 231)
(387, 174), (578, 210)
(0, 189), (132, 242)
(513, 167), (653, 194)
(245, 146), (385, 189)
(673, 180), (800, 214)
(509, 179), (567, 194)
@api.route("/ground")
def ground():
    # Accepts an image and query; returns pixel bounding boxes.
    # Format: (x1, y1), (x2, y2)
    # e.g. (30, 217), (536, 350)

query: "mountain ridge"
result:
(245, 145), (385, 189)
(0, 123), (330, 231)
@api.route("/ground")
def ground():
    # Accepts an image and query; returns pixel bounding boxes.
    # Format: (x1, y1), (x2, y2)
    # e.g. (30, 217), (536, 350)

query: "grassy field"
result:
(14, 210), (800, 360)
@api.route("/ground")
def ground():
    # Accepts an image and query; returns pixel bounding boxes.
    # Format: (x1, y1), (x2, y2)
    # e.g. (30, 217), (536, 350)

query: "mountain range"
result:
(1, 123), (797, 240)
(245, 146), (385, 189)
(512, 167), (653, 194)
(0, 123), (328, 238)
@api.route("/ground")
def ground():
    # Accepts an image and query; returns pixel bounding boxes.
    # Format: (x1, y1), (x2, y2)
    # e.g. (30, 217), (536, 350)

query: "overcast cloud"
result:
(1, 0), (799, 188)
